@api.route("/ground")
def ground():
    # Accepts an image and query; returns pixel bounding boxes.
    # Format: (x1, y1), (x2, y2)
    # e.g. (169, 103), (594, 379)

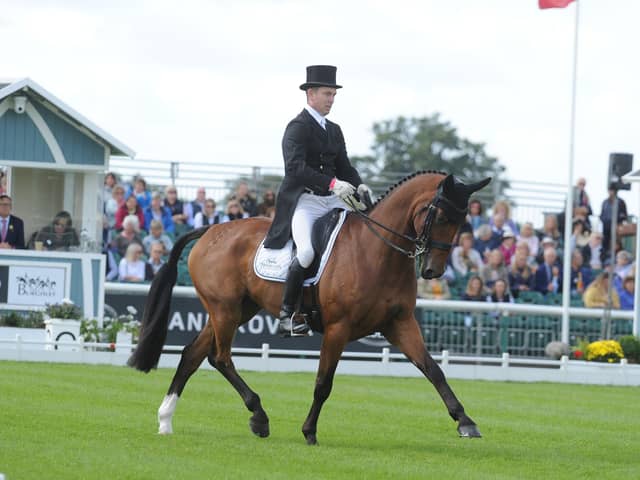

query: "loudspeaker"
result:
(608, 153), (633, 191)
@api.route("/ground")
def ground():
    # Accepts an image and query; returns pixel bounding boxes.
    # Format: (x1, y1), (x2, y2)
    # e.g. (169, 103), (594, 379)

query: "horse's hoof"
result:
(305, 433), (318, 446)
(458, 424), (482, 438)
(249, 418), (270, 438)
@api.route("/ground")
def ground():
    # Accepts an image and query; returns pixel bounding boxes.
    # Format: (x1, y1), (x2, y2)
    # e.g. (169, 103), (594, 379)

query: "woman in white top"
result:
(221, 200), (249, 223)
(517, 222), (539, 260)
(451, 232), (483, 277)
(118, 243), (151, 283)
(193, 199), (222, 228)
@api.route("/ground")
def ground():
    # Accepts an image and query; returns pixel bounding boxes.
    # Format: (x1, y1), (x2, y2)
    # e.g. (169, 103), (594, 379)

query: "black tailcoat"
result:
(264, 109), (362, 249)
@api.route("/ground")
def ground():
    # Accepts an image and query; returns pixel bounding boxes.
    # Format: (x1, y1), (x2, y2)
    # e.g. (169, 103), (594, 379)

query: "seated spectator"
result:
(487, 278), (514, 304)
(474, 224), (501, 262)
(490, 212), (506, 237)
(583, 272), (620, 309)
(515, 240), (537, 269)
(461, 275), (485, 301)
(616, 275), (634, 311)
(451, 232), (483, 278)
(231, 181), (258, 217)
(130, 177), (152, 210)
(164, 185), (188, 226)
(104, 184), (125, 244)
(581, 231), (604, 270)
(115, 194), (145, 231)
(569, 250), (592, 296)
(508, 251), (535, 298)
(103, 172), (117, 199)
(536, 236), (558, 266)
(614, 250), (633, 280)
(489, 200), (519, 235)
(534, 247), (562, 295)
(146, 240), (166, 277)
(467, 198), (487, 233)
(258, 190), (277, 217)
(112, 215), (144, 258)
(517, 222), (539, 261)
(34, 211), (80, 251)
(498, 227), (517, 266)
(0, 194), (25, 249)
(118, 243), (153, 283)
(480, 249), (509, 293)
(143, 219), (174, 255)
(416, 277), (451, 300)
(537, 214), (563, 258)
(570, 219), (590, 253)
(185, 187), (207, 227)
(222, 200), (249, 222)
(144, 192), (174, 234)
(193, 199), (222, 228)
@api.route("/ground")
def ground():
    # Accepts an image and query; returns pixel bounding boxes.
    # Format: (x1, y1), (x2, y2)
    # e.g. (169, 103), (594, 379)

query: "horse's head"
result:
(416, 174), (491, 279)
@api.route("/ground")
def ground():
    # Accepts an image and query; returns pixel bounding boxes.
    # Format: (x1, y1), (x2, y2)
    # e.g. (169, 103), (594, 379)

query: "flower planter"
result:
(44, 319), (81, 351)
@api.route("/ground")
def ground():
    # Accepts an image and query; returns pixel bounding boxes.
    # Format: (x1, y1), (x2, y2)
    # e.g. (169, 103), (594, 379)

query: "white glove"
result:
(329, 178), (356, 199)
(357, 184), (374, 200)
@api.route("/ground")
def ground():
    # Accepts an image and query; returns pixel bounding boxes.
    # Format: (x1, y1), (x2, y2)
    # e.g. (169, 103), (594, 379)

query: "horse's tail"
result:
(127, 226), (210, 372)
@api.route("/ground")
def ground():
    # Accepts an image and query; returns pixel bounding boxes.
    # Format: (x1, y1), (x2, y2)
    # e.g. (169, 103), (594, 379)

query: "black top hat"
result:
(299, 65), (342, 91)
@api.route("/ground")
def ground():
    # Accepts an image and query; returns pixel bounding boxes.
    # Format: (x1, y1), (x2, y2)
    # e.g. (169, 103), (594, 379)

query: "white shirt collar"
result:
(304, 105), (326, 129)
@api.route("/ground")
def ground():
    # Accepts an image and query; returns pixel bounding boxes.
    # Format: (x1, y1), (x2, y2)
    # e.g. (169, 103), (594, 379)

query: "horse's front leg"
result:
(302, 324), (349, 445)
(384, 315), (481, 438)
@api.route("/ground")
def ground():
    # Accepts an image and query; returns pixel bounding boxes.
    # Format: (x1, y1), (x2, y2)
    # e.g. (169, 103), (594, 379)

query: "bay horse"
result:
(128, 171), (490, 444)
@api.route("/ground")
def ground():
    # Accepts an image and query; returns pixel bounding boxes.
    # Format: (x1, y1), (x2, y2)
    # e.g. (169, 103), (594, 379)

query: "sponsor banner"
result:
(105, 293), (397, 353)
(0, 263), (69, 307)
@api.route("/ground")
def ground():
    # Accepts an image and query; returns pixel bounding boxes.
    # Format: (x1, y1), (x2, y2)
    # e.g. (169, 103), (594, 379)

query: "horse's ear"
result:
(440, 174), (456, 195)
(467, 177), (492, 194)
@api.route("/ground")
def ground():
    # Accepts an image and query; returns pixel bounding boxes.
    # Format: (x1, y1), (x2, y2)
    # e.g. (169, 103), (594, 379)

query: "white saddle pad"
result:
(253, 210), (348, 285)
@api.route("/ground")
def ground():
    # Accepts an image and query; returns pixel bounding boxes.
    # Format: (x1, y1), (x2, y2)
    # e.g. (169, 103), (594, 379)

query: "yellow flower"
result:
(586, 340), (624, 362)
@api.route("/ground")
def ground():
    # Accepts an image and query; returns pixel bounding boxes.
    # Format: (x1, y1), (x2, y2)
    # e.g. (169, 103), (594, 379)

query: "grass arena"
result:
(1, 361), (638, 479)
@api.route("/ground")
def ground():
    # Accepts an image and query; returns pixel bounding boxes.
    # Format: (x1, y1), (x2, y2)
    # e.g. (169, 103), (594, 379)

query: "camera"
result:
(13, 96), (27, 114)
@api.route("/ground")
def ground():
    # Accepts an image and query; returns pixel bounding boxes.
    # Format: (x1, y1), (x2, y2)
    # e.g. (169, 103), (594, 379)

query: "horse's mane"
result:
(372, 169), (447, 209)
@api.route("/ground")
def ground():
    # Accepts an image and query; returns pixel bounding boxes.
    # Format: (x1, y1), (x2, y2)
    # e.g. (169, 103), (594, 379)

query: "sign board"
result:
(0, 261), (70, 308)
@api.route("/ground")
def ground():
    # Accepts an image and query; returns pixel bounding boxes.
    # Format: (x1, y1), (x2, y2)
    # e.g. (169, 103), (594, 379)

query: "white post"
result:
(634, 184), (640, 336)
(560, 0), (580, 344)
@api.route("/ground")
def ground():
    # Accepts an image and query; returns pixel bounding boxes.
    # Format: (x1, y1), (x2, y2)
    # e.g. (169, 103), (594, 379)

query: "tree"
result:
(351, 114), (507, 203)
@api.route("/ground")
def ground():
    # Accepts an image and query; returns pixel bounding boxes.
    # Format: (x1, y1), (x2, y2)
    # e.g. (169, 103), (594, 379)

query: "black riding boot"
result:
(278, 258), (310, 337)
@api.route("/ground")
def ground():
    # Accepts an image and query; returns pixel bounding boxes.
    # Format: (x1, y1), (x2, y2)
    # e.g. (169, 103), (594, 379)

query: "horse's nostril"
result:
(423, 269), (434, 279)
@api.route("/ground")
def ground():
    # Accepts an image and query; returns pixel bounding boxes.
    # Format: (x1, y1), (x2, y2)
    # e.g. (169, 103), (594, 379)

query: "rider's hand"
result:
(357, 184), (374, 200)
(329, 178), (356, 199)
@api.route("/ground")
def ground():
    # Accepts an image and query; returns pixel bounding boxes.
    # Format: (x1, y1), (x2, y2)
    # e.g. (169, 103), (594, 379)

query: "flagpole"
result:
(560, 0), (580, 344)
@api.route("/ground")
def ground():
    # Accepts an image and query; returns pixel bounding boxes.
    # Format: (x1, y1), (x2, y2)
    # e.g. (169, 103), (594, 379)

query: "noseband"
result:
(348, 185), (468, 260)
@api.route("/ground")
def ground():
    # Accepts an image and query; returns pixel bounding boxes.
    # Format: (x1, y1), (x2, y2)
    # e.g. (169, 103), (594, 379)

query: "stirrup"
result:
(278, 311), (311, 338)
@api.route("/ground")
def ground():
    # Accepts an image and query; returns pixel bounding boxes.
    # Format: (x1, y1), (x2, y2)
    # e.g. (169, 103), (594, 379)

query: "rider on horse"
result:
(264, 65), (373, 336)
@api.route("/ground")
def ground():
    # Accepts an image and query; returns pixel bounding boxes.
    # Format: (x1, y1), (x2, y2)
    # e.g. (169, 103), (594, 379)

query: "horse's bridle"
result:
(347, 183), (468, 260)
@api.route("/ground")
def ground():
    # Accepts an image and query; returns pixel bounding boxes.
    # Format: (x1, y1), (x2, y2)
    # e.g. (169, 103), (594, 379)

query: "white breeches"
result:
(291, 193), (350, 268)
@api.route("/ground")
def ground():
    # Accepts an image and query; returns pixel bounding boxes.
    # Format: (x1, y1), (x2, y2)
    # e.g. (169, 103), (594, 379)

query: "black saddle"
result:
(301, 208), (344, 280)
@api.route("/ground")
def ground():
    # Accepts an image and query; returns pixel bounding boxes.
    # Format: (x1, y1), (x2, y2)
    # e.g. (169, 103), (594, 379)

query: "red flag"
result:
(539, 0), (575, 8)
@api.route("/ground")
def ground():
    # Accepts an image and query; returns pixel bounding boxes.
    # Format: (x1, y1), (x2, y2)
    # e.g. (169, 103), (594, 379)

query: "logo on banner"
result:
(6, 265), (67, 306)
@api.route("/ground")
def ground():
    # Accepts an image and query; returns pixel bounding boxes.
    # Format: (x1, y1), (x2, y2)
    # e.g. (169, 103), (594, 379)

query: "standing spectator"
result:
(142, 219), (174, 255)
(600, 184), (628, 261)
(517, 222), (539, 261)
(233, 181), (258, 217)
(131, 177), (152, 210)
(489, 200), (519, 235)
(104, 184), (125, 244)
(34, 211), (79, 251)
(146, 241), (166, 277)
(103, 172), (117, 199)
(118, 243), (152, 283)
(461, 275), (485, 301)
(581, 231), (604, 270)
(583, 272), (620, 309)
(144, 192), (174, 234)
(467, 199), (487, 233)
(569, 219), (590, 254)
(569, 250), (592, 296)
(222, 200), (248, 222)
(534, 247), (562, 295)
(498, 227), (517, 266)
(193, 199), (222, 228)
(0, 194), (25, 249)
(115, 194), (145, 231)
(508, 251), (535, 298)
(112, 215), (144, 258)
(473, 224), (501, 262)
(451, 232), (483, 278)
(416, 277), (451, 300)
(616, 276), (635, 311)
(573, 177), (593, 226)
(164, 185), (188, 226)
(258, 190), (277, 217)
(185, 187), (207, 226)
(480, 249), (510, 292)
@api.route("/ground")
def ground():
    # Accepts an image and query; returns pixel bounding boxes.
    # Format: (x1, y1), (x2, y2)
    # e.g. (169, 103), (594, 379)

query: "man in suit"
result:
(0, 194), (25, 249)
(264, 65), (372, 336)
(534, 246), (562, 295)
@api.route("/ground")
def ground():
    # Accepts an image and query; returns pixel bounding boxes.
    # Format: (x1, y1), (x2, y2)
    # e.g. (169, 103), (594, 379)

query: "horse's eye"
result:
(436, 214), (449, 225)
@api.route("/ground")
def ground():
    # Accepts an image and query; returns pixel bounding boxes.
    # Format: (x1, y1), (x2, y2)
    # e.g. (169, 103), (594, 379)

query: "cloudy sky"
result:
(2, 0), (639, 213)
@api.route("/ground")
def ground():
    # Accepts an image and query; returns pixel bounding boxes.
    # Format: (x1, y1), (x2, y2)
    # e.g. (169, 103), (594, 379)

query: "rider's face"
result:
(307, 87), (336, 116)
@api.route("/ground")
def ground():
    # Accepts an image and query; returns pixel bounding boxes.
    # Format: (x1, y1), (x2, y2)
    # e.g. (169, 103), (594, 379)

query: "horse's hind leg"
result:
(209, 302), (270, 438)
(158, 322), (214, 434)
(384, 316), (481, 438)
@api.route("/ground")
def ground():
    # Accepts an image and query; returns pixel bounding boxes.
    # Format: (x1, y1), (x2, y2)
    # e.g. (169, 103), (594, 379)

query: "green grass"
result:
(1, 361), (638, 479)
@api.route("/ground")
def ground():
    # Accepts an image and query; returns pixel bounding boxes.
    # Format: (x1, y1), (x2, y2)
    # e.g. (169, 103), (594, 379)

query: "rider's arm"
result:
(282, 120), (333, 192)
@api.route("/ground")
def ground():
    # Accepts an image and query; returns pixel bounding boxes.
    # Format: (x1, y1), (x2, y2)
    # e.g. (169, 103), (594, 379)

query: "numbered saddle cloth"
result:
(253, 209), (348, 286)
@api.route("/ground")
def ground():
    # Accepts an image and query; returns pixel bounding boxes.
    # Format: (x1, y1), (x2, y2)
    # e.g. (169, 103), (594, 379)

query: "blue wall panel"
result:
(0, 109), (55, 164)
